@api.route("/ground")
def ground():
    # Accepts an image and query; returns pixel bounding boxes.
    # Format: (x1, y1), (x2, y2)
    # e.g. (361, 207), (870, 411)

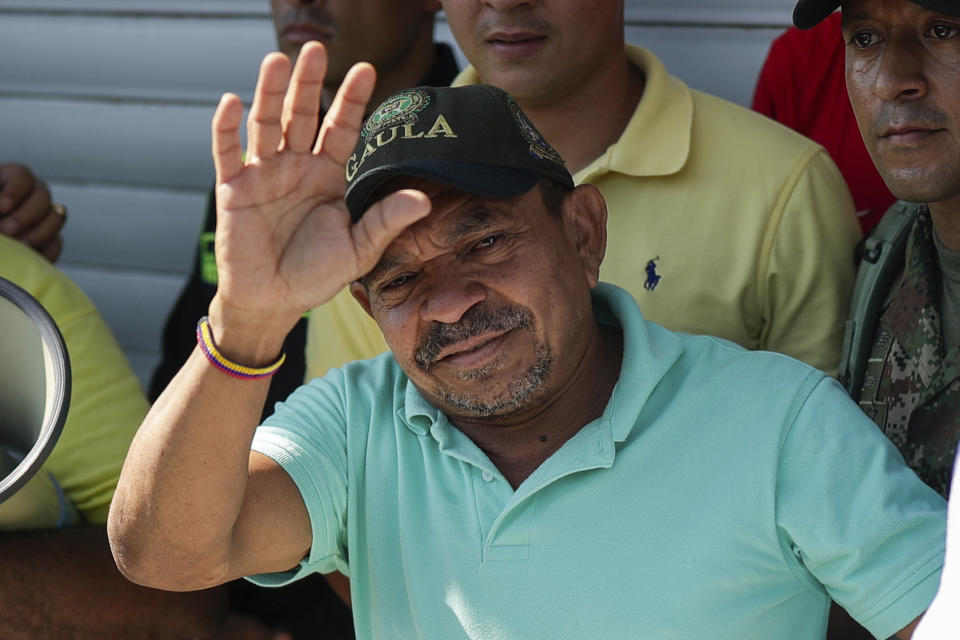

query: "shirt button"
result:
(482, 471), (494, 482)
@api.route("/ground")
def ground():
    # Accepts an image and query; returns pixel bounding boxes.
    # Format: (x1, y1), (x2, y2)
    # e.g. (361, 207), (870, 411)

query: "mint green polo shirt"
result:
(250, 283), (945, 640)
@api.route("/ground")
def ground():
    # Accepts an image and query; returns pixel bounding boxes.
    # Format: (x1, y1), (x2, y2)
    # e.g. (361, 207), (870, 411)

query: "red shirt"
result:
(752, 12), (894, 233)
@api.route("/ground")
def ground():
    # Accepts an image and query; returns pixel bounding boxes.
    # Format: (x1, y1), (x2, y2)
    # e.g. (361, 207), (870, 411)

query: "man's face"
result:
(842, 0), (960, 207)
(351, 181), (603, 422)
(440, 0), (624, 106)
(270, 0), (436, 87)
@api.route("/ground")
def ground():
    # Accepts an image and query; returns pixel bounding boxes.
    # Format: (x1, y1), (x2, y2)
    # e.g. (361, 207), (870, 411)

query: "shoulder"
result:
(671, 332), (835, 417)
(690, 88), (825, 161)
(662, 327), (827, 394)
(270, 353), (408, 425)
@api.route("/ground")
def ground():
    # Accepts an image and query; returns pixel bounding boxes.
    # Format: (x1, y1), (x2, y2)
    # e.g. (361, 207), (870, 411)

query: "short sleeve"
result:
(761, 148), (861, 376)
(247, 375), (351, 586)
(776, 377), (946, 638)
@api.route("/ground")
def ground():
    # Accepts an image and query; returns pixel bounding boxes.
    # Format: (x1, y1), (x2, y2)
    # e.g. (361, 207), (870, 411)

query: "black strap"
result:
(838, 202), (924, 399)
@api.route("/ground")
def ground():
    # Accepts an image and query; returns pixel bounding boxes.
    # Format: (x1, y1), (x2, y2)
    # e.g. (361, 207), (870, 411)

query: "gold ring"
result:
(51, 203), (67, 221)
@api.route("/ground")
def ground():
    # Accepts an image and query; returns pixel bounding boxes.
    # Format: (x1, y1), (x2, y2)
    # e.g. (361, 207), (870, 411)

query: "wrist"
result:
(206, 297), (294, 367)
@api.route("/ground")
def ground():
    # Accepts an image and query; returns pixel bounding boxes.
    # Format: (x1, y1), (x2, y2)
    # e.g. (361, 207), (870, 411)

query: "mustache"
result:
(414, 305), (533, 371)
(871, 102), (949, 137)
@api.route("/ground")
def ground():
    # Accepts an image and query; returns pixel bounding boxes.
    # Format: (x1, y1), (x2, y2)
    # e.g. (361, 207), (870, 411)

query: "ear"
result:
(562, 184), (607, 288)
(425, 0), (442, 14)
(349, 281), (375, 319)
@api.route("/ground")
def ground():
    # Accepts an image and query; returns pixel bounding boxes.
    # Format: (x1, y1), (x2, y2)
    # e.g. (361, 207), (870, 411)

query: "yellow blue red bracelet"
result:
(196, 316), (285, 380)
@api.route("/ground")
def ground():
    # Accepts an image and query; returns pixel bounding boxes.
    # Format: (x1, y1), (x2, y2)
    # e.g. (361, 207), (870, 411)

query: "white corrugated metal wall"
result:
(0, 0), (798, 389)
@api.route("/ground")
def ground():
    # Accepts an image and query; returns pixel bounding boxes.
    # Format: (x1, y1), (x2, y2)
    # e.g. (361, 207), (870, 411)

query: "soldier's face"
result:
(440, 0), (625, 107)
(842, 0), (960, 210)
(270, 0), (438, 88)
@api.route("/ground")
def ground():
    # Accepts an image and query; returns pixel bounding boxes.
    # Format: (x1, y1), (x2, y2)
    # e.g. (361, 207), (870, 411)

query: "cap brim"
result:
(345, 159), (542, 222)
(793, 0), (841, 29)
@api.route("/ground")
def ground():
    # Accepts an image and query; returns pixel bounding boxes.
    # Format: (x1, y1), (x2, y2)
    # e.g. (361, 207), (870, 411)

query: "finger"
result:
(18, 203), (65, 252)
(351, 189), (431, 275)
(212, 93), (245, 185)
(0, 178), (51, 237)
(247, 52), (292, 161)
(0, 163), (37, 214)
(281, 41), (327, 153)
(313, 62), (376, 163)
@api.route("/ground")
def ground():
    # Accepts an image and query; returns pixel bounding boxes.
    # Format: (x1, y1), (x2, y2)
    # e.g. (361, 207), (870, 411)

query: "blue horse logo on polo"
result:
(644, 257), (661, 291)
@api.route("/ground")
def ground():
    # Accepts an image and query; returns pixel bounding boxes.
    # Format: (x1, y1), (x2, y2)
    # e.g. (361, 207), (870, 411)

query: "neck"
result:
(516, 52), (644, 175)
(929, 194), (960, 252)
(372, 27), (439, 106)
(323, 23), (438, 112)
(452, 323), (623, 490)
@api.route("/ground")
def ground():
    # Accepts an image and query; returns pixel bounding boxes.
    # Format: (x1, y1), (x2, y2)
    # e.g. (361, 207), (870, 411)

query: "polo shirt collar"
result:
(592, 283), (683, 442)
(401, 380), (441, 436)
(451, 46), (693, 183)
(399, 283), (684, 446)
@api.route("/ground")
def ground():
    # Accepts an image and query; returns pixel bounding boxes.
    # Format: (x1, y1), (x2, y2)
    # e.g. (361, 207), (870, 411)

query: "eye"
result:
(850, 31), (875, 48)
(473, 234), (503, 252)
(928, 23), (959, 39)
(383, 273), (415, 291)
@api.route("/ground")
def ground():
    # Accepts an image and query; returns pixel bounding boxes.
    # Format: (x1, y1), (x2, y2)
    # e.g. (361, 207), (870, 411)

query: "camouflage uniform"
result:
(859, 207), (960, 497)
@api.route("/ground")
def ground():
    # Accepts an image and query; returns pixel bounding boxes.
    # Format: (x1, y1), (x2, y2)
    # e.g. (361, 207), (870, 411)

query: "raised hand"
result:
(209, 42), (430, 342)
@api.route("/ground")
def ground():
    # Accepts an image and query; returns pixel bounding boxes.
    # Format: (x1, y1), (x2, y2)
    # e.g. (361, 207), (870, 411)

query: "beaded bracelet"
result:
(196, 316), (286, 380)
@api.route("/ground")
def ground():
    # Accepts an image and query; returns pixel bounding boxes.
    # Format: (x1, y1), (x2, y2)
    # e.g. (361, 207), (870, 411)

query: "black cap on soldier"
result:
(793, 0), (960, 29)
(344, 84), (574, 222)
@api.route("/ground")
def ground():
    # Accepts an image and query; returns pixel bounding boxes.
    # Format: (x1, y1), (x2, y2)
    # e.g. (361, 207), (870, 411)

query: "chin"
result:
(439, 389), (543, 420)
(881, 165), (960, 205)
(436, 350), (553, 419)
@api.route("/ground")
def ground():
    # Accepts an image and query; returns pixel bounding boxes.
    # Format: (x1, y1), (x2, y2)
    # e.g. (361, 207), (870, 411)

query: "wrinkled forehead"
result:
(365, 181), (540, 273)
(362, 189), (526, 287)
(404, 182), (530, 240)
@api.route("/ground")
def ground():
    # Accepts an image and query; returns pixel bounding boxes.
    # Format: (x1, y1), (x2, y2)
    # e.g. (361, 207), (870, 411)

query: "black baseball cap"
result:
(344, 84), (574, 222)
(794, 0), (960, 29)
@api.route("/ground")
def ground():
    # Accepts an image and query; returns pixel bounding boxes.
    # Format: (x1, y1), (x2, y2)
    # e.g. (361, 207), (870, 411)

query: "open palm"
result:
(210, 43), (429, 334)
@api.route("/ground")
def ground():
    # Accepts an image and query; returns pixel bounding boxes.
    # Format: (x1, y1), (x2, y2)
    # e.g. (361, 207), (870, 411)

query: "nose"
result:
(419, 276), (488, 325)
(871, 38), (928, 103)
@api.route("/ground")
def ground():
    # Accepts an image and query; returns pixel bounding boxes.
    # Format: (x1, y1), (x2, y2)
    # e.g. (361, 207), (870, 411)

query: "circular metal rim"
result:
(0, 276), (72, 504)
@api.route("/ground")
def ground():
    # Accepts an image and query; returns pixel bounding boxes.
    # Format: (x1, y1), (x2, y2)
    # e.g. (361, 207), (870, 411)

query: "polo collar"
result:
(577, 46), (693, 182)
(592, 283), (683, 442)
(401, 379), (441, 436)
(452, 46), (694, 183)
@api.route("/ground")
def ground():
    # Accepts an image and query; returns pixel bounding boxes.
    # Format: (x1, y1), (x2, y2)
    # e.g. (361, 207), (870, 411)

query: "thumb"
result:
(351, 189), (431, 272)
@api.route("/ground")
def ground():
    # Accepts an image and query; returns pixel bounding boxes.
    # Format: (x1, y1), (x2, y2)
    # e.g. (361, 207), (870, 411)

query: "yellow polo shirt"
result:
(0, 235), (148, 528)
(304, 46), (859, 379)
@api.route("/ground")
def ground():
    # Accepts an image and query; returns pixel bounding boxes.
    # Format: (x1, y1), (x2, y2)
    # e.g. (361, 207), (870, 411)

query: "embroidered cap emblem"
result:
(362, 89), (431, 139)
(506, 96), (565, 166)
